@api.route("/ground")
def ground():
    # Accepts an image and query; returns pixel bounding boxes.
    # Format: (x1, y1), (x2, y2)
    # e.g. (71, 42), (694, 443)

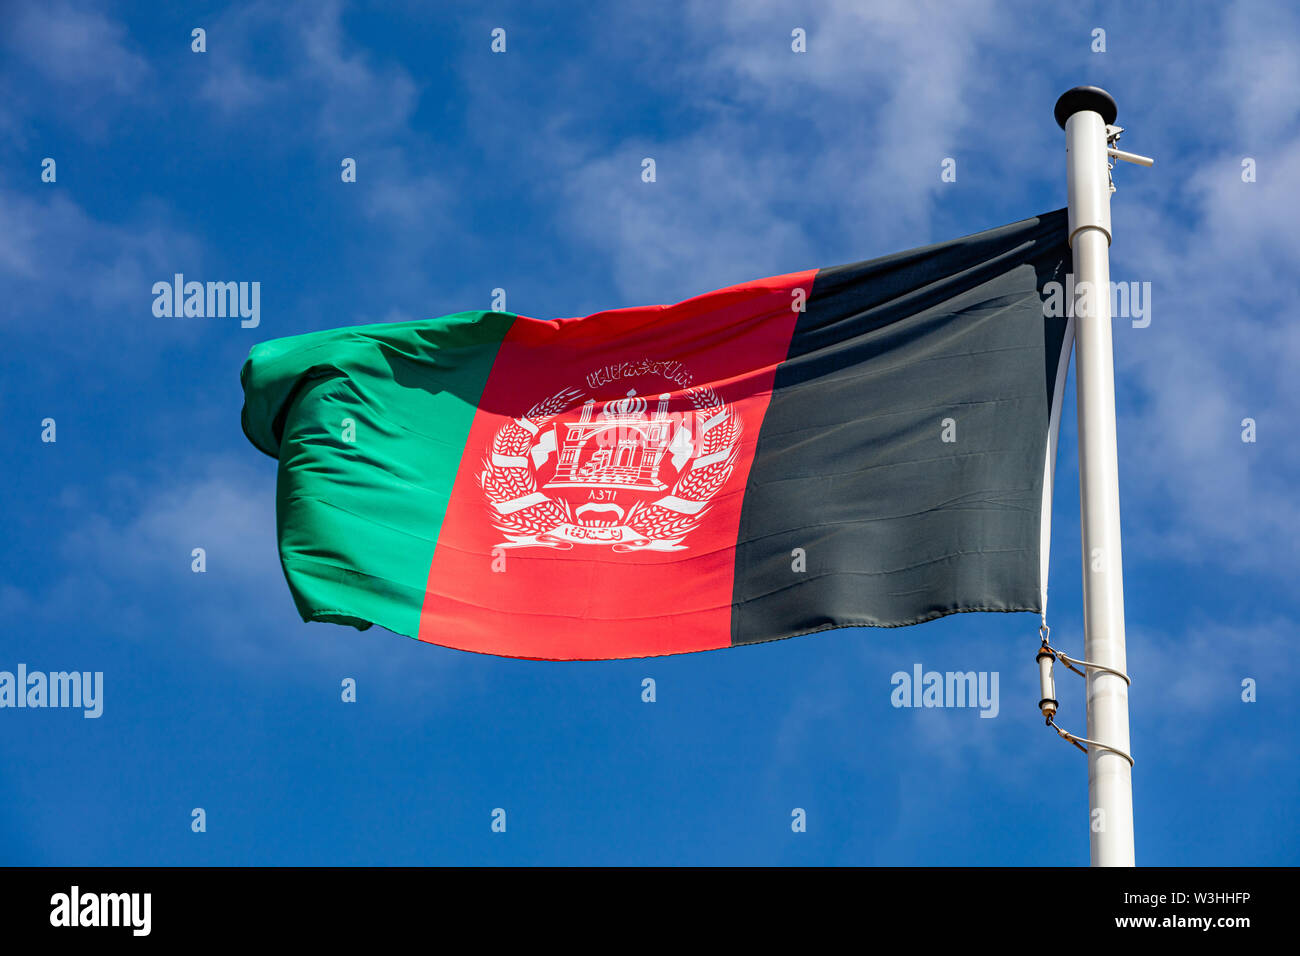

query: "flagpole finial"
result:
(1054, 86), (1118, 129)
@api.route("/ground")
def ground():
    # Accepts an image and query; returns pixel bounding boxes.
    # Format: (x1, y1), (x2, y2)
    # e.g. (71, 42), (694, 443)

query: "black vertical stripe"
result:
(731, 210), (1072, 646)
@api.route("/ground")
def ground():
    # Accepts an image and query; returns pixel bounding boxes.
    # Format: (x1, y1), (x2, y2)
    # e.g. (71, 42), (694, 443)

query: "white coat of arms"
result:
(478, 362), (740, 552)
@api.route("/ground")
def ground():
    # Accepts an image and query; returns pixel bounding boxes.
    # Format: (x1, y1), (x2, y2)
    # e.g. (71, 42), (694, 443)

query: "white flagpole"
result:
(1055, 86), (1140, 867)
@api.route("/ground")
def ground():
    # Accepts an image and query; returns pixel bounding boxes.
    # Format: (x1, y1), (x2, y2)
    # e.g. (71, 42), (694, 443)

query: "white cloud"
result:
(0, 189), (203, 329)
(1122, 615), (1287, 786)
(560, 141), (818, 304)
(4, 1), (149, 94)
(197, 0), (418, 145)
(191, 1), (454, 304)
(690, 0), (997, 237)
(0, 1), (150, 140)
(65, 464), (280, 586)
(199, 59), (287, 116)
(1109, 2), (1300, 573)
(13, 455), (464, 687)
(531, 0), (1006, 305)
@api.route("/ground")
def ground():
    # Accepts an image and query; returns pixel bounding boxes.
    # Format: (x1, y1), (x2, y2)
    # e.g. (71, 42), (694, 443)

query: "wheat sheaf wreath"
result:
(478, 384), (740, 545)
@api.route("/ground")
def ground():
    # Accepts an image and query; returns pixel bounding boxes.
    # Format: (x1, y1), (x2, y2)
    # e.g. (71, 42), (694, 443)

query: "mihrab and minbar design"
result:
(480, 380), (739, 553)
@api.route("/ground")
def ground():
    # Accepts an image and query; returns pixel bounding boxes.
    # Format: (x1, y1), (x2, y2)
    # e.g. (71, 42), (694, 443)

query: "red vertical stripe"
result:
(418, 269), (815, 659)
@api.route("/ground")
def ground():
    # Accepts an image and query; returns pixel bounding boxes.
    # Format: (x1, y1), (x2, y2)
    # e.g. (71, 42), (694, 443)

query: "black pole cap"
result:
(1054, 86), (1118, 129)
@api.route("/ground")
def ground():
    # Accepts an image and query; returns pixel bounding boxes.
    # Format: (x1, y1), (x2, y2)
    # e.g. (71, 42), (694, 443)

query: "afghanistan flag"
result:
(241, 210), (1072, 660)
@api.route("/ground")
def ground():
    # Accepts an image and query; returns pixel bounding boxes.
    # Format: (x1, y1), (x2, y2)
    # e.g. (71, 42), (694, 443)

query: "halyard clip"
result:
(1036, 625), (1134, 767)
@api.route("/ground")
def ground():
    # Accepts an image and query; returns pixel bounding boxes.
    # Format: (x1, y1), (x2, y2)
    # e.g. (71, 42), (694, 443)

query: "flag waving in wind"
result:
(241, 210), (1072, 660)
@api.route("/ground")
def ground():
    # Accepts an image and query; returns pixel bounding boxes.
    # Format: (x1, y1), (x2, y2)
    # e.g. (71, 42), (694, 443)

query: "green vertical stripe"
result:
(240, 311), (516, 637)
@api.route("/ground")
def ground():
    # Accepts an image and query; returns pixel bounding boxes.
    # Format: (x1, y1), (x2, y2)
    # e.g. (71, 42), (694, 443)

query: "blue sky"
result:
(2, 0), (1296, 865)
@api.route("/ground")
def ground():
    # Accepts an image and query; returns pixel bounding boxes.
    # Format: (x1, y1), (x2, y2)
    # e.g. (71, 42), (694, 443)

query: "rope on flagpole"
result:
(1046, 716), (1134, 766)
(1036, 624), (1135, 766)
